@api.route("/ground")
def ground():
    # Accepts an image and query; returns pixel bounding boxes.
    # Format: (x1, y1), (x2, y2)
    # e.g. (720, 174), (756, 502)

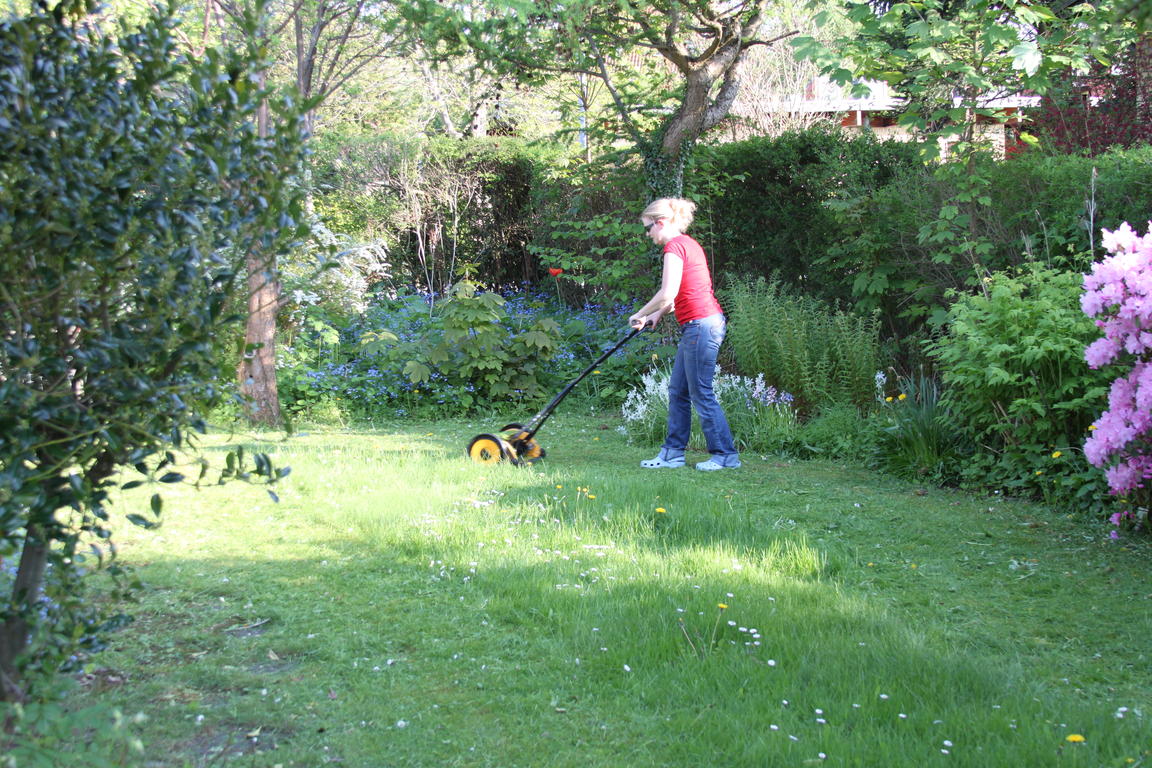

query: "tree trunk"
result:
(0, 524), (49, 702)
(237, 84), (282, 428)
(643, 147), (686, 199)
(238, 246), (282, 427)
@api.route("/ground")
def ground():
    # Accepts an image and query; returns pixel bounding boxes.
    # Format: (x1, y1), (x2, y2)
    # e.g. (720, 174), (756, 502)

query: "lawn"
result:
(61, 412), (1152, 767)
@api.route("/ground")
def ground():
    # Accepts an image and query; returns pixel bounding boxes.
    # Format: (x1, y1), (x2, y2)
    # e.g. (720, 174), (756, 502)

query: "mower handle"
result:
(520, 326), (644, 439)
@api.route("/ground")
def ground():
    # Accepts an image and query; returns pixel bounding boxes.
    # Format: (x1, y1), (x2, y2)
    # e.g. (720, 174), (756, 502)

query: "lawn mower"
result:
(467, 326), (643, 465)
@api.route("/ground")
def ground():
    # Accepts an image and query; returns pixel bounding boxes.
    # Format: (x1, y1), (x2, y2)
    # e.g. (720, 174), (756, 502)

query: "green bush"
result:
(926, 264), (1114, 508)
(693, 126), (923, 304)
(528, 161), (653, 305)
(721, 276), (882, 412)
(816, 145), (1152, 337)
(0, 0), (304, 701)
(796, 403), (879, 462)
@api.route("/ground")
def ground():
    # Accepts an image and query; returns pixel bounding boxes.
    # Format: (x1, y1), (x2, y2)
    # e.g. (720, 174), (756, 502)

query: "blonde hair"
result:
(641, 197), (697, 231)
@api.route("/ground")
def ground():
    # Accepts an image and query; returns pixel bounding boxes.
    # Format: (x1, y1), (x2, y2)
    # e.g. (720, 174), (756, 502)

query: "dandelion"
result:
(587, 494), (596, 499)
(655, 507), (667, 514)
(885, 396), (894, 402)
(1051, 451), (1063, 459)
(1035, 470), (1044, 475)
(718, 603), (728, 610)
(1066, 734), (1086, 743)
(898, 393), (907, 401)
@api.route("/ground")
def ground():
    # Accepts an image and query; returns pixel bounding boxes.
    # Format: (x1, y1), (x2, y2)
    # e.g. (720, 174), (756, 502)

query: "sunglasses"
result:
(644, 220), (661, 232)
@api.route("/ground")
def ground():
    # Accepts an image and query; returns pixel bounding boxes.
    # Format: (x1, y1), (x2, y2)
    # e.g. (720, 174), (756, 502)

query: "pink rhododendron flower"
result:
(1082, 221), (1152, 513)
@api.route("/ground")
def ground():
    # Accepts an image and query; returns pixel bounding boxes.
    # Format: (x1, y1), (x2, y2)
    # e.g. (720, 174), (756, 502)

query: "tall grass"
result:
(48, 419), (1152, 767)
(877, 368), (960, 482)
(722, 276), (882, 411)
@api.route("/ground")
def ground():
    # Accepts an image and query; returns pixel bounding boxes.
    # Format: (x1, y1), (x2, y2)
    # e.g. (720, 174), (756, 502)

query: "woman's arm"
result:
(629, 253), (683, 328)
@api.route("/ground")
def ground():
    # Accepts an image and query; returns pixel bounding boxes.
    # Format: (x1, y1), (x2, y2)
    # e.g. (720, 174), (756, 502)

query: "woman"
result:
(628, 197), (740, 471)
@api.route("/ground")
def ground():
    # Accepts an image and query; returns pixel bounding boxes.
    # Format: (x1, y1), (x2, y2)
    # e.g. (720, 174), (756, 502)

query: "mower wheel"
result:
(468, 434), (515, 465)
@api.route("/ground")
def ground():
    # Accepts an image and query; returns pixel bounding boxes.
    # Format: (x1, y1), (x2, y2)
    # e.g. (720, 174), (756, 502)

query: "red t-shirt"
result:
(665, 234), (723, 324)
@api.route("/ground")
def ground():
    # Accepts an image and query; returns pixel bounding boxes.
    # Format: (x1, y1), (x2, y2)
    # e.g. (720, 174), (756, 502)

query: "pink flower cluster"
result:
(1082, 221), (1152, 497)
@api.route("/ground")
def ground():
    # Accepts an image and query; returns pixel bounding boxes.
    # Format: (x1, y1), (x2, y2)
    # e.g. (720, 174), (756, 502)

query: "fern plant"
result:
(721, 277), (882, 411)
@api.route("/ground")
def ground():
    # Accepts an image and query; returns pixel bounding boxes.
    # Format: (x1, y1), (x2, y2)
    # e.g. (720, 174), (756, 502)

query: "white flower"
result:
(396, 720), (408, 729)
(623, 664), (632, 672)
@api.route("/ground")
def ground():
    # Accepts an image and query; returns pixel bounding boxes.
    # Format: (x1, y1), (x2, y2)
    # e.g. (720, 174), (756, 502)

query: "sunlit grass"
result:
(63, 414), (1152, 767)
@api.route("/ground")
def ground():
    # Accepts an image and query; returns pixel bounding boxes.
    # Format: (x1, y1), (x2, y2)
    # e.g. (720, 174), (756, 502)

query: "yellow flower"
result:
(1088, 424), (1098, 431)
(1065, 734), (1086, 743)
(898, 393), (907, 401)
(593, 370), (601, 374)
(1035, 470), (1044, 475)
(717, 603), (728, 610)
(655, 507), (667, 514)
(587, 494), (596, 499)
(1051, 451), (1063, 459)
(885, 396), (894, 402)
(910, 563), (917, 569)
(556, 485), (563, 489)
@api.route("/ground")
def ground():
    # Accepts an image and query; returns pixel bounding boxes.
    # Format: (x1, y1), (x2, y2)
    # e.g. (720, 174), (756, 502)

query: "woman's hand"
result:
(629, 313), (650, 330)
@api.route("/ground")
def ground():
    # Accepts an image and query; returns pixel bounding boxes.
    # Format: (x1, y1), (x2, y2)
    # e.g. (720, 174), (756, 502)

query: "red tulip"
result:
(548, 267), (564, 277)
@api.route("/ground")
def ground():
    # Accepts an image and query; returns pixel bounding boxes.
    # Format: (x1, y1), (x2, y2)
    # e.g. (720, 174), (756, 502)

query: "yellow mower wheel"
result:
(468, 434), (514, 465)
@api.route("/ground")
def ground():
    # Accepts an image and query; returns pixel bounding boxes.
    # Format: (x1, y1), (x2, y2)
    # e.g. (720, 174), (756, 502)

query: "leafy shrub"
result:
(796, 403), (880, 462)
(528, 160), (653, 305)
(695, 126), (922, 303)
(721, 277), (882, 412)
(927, 264), (1114, 509)
(0, 0), (303, 700)
(2, 695), (147, 768)
(818, 145), (1152, 337)
(275, 287), (657, 421)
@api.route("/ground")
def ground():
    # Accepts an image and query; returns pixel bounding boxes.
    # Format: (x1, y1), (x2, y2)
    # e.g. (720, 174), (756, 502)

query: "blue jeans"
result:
(662, 314), (739, 462)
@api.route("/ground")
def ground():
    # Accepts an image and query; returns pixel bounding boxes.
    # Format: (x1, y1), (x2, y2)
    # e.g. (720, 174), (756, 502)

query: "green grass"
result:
(59, 412), (1152, 767)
